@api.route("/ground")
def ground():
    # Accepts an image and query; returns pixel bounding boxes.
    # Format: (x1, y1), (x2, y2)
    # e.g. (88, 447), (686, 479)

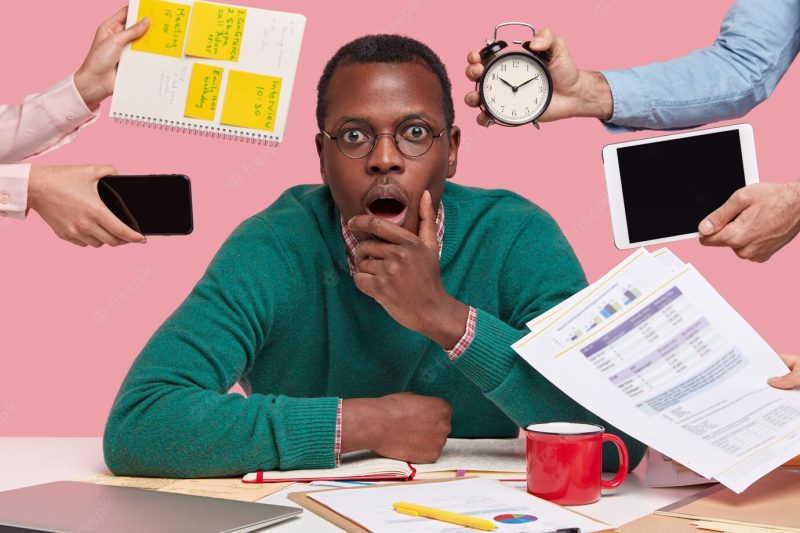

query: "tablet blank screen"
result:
(617, 129), (746, 243)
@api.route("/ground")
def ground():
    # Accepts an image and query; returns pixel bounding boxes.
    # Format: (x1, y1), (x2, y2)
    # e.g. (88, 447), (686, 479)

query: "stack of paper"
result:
(646, 469), (800, 533)
(513, 248), (800, 493)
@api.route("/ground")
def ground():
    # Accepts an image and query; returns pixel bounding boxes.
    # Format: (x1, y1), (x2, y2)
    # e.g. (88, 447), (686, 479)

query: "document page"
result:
(310, 478), (610, 532)
(514, 250), (800, 493)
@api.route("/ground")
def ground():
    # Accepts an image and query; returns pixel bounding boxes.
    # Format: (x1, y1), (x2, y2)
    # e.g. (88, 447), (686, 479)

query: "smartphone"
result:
(98, 174), (193, 235)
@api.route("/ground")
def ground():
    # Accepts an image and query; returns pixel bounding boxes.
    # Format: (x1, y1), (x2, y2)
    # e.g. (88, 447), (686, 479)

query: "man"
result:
(464, 0), (800, 264)
(104, 34), (644, 477)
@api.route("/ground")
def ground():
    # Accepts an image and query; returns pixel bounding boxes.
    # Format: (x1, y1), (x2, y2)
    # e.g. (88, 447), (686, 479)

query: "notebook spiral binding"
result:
(112, 113), (281, 147)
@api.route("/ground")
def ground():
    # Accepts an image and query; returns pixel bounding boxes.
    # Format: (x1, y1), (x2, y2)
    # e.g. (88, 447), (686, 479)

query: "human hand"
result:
(27, 165), (146, 247)
(699, 181), (800, 262)
(341, 392), (452, 463)
(74, 6), (150, 109)
(463, 28), (613, 127)
(348, 191), (469, 348)
(768, 354), (800, 390)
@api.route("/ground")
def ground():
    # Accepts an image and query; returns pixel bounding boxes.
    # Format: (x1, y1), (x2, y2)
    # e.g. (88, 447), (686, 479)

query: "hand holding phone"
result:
(98, 174), (193, 235)
(26, 164), (147, 247)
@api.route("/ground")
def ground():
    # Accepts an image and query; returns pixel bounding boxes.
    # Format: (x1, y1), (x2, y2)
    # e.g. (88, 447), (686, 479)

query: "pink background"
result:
(1, 0), (797, 436)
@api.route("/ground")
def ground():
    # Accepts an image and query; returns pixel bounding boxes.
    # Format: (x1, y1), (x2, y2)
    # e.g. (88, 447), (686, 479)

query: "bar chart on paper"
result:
(559, 282), (644, 344)
(578, 285), (734, 413)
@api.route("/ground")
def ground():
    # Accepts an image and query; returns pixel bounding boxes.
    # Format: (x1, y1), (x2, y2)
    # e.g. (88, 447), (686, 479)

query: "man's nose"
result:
(367, 133), (404, 175)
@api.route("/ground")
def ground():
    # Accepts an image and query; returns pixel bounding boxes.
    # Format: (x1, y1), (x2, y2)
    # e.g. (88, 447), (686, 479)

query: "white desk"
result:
(0, 438), (705, 531)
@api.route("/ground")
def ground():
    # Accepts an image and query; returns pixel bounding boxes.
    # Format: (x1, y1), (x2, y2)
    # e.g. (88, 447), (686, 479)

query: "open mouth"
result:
(364, 187), (409, 227)
(368, 197), (406, 217)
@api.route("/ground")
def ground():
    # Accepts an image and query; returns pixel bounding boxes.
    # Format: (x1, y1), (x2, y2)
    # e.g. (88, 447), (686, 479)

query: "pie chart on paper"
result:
(493, 513), (538, 524)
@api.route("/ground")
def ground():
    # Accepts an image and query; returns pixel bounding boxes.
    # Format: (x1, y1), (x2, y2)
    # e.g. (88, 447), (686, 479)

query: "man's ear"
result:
(315, 133), (327, 184)
(446, 126), (460, 179)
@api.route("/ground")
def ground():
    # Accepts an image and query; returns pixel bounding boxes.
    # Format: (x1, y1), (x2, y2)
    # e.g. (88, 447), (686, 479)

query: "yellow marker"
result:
(185, 1), (247, 62)
(220, 70), (282, 131)
(185, 63), (224, 120)
(393, 502), (496, 531)
(131, 0), (190, 58)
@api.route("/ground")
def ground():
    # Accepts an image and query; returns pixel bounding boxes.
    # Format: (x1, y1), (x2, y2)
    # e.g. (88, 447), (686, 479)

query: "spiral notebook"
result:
(110, 0), (306, 145)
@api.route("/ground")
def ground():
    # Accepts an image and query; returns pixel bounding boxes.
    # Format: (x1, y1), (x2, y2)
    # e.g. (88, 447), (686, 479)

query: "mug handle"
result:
(600, 433), (629, 489)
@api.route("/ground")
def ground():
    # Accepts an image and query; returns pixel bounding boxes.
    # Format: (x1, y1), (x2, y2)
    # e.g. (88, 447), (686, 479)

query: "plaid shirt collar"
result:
(340, 202), (445, 276)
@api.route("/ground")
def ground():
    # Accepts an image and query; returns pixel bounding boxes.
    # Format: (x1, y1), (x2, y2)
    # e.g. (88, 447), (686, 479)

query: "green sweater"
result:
(104, 182), (646, 477)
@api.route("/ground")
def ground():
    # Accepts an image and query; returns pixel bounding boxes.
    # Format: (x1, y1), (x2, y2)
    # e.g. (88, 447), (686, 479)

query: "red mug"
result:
(525, 422), (628, 506)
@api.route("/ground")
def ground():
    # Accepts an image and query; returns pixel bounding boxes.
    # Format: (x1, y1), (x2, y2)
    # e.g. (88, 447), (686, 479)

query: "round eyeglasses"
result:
(321, 118), (447, 159)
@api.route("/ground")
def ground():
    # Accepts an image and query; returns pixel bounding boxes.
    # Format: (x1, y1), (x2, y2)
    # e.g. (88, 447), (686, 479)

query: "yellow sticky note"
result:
(220, 70), (282, 131)
(184, 63), (224, 120)
(185, 2), (247, 62)
(131, 0), (190, 57)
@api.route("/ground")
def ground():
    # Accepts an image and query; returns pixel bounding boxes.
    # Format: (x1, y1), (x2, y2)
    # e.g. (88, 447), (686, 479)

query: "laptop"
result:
(0, 481), (301, 532)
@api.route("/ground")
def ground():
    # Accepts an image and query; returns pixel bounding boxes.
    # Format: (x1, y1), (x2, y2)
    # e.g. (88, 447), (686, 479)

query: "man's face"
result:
(316, 61), (460, 240)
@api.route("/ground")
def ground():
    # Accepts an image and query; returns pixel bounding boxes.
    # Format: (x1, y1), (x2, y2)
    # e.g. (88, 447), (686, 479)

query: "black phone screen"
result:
(616, 130), (746, 243)
(98, 175), (193, 235)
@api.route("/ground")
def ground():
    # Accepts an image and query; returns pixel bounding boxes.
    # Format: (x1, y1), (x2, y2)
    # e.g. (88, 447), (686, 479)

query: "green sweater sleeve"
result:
(103, 217), (339, 477)
(452, 210), (647, 471)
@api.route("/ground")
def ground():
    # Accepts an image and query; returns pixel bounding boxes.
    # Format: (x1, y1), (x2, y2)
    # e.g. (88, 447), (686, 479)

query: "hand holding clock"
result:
(464, 27), (613, 127)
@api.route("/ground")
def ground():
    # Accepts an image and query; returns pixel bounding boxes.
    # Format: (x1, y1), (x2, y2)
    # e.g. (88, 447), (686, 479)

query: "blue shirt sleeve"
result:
(601, 0), (800, 132)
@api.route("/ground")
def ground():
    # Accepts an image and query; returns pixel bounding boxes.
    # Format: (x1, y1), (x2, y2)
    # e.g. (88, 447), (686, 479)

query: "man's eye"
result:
(342, 129), (370, 144)
(401, 124), (430, 141)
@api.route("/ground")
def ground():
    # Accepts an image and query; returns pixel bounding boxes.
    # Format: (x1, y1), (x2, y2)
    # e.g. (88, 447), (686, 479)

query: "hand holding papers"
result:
(513, 249), (800, 493)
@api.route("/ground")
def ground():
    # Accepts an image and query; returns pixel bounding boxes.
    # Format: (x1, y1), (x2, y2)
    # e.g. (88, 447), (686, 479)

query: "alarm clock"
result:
(477, 22), (554, 128)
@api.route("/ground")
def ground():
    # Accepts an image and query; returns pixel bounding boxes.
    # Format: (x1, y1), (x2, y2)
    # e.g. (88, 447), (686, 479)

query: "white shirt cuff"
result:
(0, 164), (31, 220)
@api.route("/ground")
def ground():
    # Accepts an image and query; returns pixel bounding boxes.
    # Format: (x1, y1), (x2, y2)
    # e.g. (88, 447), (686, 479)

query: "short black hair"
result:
(316, 34), (455, 131)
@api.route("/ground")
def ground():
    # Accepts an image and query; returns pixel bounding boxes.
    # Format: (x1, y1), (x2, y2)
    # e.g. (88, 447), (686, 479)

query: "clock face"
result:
(480, 52), (551, 125)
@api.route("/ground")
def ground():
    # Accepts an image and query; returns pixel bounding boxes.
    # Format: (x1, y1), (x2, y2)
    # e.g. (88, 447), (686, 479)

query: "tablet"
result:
(602, 124), (759, 249)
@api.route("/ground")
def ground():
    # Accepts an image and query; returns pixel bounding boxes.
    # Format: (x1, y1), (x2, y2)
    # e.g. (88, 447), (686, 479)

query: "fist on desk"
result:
(342, 392), (452, 464)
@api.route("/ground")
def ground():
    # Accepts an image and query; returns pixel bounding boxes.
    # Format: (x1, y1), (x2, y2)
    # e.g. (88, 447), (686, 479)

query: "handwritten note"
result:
(131, 0), (190, 58)
(184, 63), (223, 120)
(220, 70), (282, 131)
(186, 1), (247, 62)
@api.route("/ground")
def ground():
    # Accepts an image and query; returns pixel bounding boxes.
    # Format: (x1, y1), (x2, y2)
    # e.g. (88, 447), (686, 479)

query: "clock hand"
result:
(516, 75), (540, 90)
(498, 77), (516, 92)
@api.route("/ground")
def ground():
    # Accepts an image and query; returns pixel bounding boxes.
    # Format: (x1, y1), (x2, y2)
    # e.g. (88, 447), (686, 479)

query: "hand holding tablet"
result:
(602, 124), (759, 249)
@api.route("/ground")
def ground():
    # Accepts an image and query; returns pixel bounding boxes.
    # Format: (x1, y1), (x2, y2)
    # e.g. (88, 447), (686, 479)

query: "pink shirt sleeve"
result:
(334, 398), (343, 466)
(0, 75), (99, 219)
